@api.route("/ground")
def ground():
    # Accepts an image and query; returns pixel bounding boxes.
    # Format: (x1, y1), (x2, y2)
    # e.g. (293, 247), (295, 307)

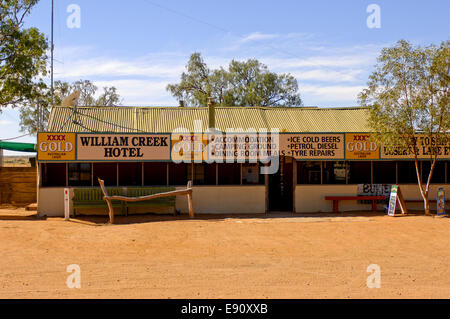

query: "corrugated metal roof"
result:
(47, 106), (372, 133)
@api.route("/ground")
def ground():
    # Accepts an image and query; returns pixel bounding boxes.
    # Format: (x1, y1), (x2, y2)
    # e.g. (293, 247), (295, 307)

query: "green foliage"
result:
(359, 39), (449, 213)
(167, 53), (302, 107)
(359, 40), (449, 154)
(19, 80), (123, 134)
(0, 0), (48, 108)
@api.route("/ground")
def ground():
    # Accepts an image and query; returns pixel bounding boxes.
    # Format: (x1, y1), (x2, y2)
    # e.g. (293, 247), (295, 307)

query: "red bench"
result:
(325, 196), (386, 213)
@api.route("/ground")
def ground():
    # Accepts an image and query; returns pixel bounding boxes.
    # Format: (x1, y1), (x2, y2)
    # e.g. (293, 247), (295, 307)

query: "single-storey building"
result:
(36, 104), (450, 216)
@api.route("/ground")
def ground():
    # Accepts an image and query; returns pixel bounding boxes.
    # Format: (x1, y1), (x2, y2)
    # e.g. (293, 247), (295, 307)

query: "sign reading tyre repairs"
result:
(77, 134), (171, 160)
(280, 134), (344, 159)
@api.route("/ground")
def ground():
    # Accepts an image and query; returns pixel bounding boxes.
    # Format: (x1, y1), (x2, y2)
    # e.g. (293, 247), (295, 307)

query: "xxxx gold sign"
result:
(345, 133), (379, 159)
(171, 133), (208, 162)
(38, 133), (76, 161)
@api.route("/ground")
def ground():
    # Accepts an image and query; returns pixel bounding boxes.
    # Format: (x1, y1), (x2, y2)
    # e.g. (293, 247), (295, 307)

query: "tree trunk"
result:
(423, 196), (431, 216)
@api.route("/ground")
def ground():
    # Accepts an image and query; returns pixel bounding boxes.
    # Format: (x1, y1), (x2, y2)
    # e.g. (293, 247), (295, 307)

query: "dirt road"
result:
(0, 207), (448, 298)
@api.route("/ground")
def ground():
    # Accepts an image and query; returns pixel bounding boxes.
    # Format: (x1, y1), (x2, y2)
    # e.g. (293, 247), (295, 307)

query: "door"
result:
(268, 156), (293, 211)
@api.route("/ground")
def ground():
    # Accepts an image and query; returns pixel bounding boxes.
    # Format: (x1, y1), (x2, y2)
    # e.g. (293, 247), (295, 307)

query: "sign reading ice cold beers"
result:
(280, 134), (344, 159)
(77, 134), (171, 160)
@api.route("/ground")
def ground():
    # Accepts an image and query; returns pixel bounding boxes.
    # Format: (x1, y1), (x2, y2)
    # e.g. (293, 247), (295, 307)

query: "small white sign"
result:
(64, 188), (70, 221)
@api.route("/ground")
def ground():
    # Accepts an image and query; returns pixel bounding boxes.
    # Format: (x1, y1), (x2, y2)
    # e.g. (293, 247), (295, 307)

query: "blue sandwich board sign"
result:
(437, 188), (446, 216)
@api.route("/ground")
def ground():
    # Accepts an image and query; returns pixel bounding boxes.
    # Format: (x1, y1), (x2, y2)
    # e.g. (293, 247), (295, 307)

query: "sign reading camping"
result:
(38, 133), (76, 161)
(77, 134), (171, 161)
(280, 134), (344, 159)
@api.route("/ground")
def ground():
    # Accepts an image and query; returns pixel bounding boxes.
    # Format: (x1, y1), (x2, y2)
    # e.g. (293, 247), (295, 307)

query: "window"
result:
(297, 161), (321, 184)
(422, 161), (446, 184)
(218, 163), (240, 185)
(187, 163), (216, 185)
(93, 163), (117, 186)
(373, 161), (396, 184)
(323, 161), (347, 184)
(118, 162), (142, 186)
(348, 161), (371, 184)
(42, 163), (66, 187)
(168, 162), (189, 185)
(398, 161), (418, 184)
(242, 163), (262, 185)
(68, 163), (91, 186)
(144, 162), (167, 186)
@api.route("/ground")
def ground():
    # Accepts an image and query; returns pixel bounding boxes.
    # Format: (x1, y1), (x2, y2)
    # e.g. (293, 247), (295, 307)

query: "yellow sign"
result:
(345, 133), (379, 159)
(38, 133), (76, 161)
(381, 135), (450, 159)
(171, 133), (208, 162)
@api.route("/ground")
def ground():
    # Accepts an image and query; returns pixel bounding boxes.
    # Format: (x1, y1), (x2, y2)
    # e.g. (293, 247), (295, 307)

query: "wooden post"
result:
(187, 180), (194, 218)
(97, 177), (194, 223)
(98, 178), (114, 224)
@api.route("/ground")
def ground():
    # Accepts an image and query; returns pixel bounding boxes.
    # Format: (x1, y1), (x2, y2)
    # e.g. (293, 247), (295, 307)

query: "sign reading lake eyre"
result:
(77, 134), (171, 160)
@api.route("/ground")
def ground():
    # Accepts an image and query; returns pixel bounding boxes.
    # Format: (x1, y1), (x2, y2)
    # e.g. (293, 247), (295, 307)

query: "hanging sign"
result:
(437, 188), (446, 216)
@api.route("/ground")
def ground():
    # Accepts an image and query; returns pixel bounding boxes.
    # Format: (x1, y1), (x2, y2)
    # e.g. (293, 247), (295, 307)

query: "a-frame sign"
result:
(387, 185), (408, 216)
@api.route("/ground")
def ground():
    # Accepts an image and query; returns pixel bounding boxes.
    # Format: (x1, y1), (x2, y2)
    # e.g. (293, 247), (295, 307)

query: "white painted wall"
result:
(38, 185), (266, 216)
(295, 184), (450, 213)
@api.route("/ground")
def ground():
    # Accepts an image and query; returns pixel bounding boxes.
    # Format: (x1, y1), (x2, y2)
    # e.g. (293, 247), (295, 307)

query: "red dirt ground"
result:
(0, 205), (448, 299)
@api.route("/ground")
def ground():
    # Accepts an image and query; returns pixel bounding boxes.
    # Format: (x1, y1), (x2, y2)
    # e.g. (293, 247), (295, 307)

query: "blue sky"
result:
(1, 0), (449, 154)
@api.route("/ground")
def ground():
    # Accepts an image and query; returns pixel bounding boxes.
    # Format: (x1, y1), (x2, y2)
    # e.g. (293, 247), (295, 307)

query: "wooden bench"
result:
(125, 187), (176, 215)
(72, 188), (124, 217)
(325, 196), (386, 213)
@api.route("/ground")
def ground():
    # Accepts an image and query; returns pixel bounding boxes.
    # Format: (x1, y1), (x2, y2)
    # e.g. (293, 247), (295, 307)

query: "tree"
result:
(0, 0), (47, 109)
(19, 80), (123, 133)
(359, 40), (449, 215)
(167, 53), (302, 107)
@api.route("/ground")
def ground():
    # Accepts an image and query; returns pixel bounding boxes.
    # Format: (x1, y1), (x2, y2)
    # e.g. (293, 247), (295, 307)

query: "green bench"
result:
(125, 187), (176, 215)
(72, 188), (124, 217)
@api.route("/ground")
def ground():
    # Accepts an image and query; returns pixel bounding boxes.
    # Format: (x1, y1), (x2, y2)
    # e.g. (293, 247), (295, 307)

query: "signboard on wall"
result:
(171, 133), (208, 162)
(37, 133), (76, 161)
(280, 134), (344, 159)
(357, 184), (391, 204)
(77, 134), (171, 161)
(381, 135), (450, 159)
(345, 134), (379, 159)
(208, 133), (278, 161)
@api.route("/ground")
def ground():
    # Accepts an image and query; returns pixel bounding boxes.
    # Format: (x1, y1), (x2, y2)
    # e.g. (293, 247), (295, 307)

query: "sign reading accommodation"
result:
(208, 133), (278, 161)
(38, 133), (76, 161)
(77, 134), (171, 160)
(280, 134), (344, 159)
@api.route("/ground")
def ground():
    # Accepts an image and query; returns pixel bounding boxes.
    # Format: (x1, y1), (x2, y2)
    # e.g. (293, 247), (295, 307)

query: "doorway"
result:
(268, 156), (293, 211)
